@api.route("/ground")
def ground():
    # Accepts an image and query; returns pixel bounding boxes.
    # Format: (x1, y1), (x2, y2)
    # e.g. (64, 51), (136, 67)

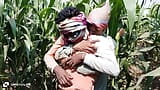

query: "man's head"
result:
(55, 7), (88, 44)
(87, 0), (111, 35)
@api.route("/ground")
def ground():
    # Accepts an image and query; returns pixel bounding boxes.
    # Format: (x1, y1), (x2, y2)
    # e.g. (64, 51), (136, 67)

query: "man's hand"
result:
(59, 58), (70, 69)
(73, 39), (99, 54)
(66, 53), (86, 68)
(53, 65), (73, 87)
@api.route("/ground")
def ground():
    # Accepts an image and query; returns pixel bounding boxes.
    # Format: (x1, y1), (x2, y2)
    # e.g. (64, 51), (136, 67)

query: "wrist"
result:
(53, 65), (61, 73)
(72, 47), (78, 54)
(80, 53), (86, 60)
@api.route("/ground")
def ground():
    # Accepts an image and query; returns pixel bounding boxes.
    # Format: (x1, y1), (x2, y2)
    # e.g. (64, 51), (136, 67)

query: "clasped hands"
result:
(60, 53), (86, 70)
(54, 39), (99, 87)
(60, 39), (99, 69)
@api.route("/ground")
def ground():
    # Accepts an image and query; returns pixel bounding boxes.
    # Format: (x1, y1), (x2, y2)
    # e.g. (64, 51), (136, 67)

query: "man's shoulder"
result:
(89, 35), (113, 40)
(89, 35), (116, 48)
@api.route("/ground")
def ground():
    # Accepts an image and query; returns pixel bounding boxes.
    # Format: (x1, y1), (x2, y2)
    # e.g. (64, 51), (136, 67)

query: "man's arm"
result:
(83, 36), (120, 76)
(44, 36), (73, 87)
(67, 36), (120, 76)
(44, 36), (64, 72)
(72, 39), (99, 54)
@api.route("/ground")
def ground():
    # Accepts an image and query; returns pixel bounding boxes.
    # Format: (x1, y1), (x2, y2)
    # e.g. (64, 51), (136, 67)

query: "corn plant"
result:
(0, 0), (160, 90)
(0, 0), (107, 89)
(0, 0), (60, 89)
(114, 0), (160, 89)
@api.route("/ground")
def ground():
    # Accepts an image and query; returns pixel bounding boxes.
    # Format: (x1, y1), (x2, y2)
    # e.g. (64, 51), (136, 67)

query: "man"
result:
(44, 7), (98, 90)
(55, 0), (113, 76)
(44, 1), (120, 90)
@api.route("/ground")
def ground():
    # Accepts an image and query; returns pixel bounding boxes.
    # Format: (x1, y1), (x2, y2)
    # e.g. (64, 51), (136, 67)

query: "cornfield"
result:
(0, 0), (160, 90)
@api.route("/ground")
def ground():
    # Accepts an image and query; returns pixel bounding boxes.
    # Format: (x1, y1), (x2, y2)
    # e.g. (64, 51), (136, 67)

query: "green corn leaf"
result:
(139, 32), (150, 39)
(17, 7), (27, 24)
(40, 7), (56, 19)
(0, 0), (4, 16)
(20, 0), (30, 8)
(48, 0), (55, 7)
(12, 39), (18, 51)
(139, 46), (155, 52)
(128, 67), (160, 90)
(82, 3), (90, 15)
(6, 15), (17, 39)
(6, 16), (18, 53)
(3, 45), (8, 61)
(0, 54), (3, 72)
(109, 0), (124, 38)
(123, 0), (136, 35)
(24, 35), (32, 61)
(144, 67), (160, 77)
(20, 25), (31, 38)
(24, 34), (32, 51)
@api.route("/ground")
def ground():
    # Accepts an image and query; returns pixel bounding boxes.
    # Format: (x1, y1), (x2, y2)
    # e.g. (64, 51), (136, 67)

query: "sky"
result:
(138, 0), (160, 8)
(137, 0), (160, 15)
(61, 0), (160, 9)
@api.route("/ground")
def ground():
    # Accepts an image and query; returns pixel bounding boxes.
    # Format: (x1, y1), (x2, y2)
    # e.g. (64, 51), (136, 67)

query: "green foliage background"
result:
(0, 0), (160, 90)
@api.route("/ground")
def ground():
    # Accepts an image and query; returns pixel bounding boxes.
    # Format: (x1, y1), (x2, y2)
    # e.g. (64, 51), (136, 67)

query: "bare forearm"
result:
(44, 54), (58, 73)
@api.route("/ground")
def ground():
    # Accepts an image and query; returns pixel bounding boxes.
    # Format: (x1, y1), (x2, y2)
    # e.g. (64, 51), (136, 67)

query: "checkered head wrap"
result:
(58, 12), (89, 43)
(58, 12), (87, 34)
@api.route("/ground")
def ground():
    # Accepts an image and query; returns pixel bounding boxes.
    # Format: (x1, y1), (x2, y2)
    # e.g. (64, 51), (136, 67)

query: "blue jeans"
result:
(94, 73), (107, 90)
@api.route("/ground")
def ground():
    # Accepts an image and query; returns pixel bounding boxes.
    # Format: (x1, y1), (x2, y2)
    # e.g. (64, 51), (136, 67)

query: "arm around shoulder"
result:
(44, 36), (65, 73)
(83, 36), (120, 76)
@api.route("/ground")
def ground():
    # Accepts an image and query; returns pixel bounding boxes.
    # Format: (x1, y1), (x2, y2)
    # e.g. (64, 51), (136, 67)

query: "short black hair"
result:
(55, 7), (81, 24)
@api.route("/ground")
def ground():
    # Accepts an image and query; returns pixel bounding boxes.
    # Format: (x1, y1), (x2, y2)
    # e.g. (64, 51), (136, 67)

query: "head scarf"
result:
(87, 0), (111, 30)
(58, 12), (89, 43)
(58, 12), (87, 33)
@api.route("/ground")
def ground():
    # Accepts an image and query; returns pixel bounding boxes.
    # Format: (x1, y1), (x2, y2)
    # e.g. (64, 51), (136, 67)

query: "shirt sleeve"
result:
(83, 36), (120, 76)
(44, 36), (65, 73)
